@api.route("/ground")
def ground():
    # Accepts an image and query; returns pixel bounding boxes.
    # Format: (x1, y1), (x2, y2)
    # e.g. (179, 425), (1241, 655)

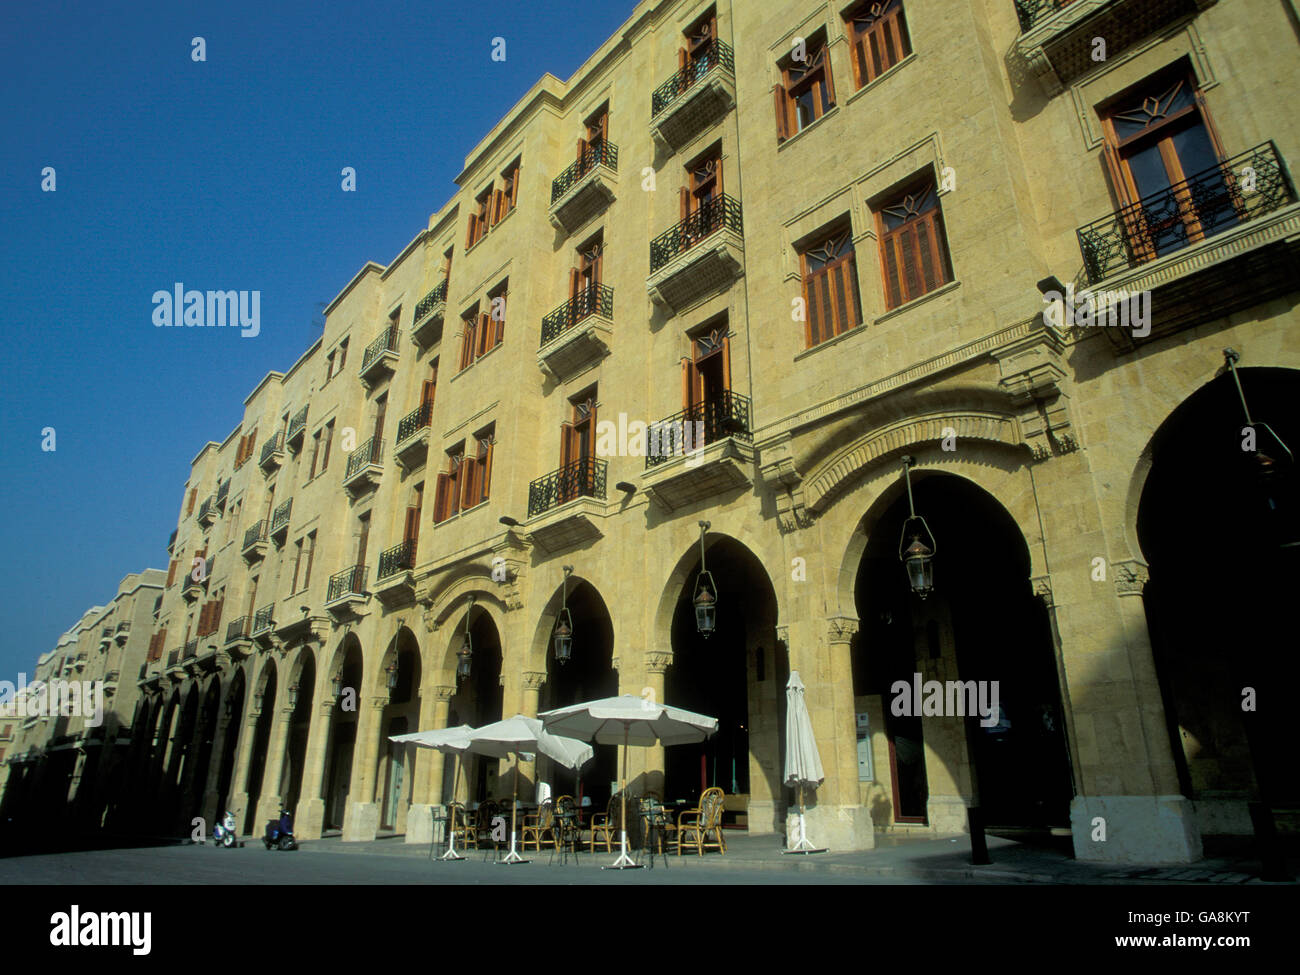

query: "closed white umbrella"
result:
(783, 671), (827, 853)
(540, 694), (717, 868)
(389, 725), (473, 860)
(466, 715), (593, 864)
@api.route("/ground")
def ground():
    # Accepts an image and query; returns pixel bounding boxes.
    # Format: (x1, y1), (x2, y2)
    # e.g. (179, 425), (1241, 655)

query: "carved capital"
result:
(610, 655), (621, 674)
(370, 696), (389, 712)
(1113, 559), (1150, 597)
(825, 616), (859, 644)
(775, 625), (789, 646)
(522, 671), (546, 691)
(645, 651), (672, 675)
(1030, 575), (1053, 608)
(432, 684), (456, 703)
(423, 607), (440, 634)
(498, 675), (506, 687)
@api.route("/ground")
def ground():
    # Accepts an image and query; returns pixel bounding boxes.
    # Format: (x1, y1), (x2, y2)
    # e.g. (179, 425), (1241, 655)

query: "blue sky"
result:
(0, 0), (634, 677)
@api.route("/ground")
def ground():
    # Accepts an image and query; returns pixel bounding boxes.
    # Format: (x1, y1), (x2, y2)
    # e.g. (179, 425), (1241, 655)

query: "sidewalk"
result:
(292, 829), (1294, 884)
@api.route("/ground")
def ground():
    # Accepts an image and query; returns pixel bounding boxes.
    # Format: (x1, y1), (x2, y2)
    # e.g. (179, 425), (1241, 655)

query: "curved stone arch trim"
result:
(805, 411), (1022, 515)
(426, 574), (510, 632)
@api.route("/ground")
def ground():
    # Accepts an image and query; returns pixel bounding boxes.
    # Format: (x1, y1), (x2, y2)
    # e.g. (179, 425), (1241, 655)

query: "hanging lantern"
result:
(287, 681), (300, 709)
(554, 566), (574, 665)
(331, 668), (343, 699)
(897, 456), (937, 599)
(385, 660), (399, 693)
(694, 520), (718, 637)
(457, 597), (474, 681)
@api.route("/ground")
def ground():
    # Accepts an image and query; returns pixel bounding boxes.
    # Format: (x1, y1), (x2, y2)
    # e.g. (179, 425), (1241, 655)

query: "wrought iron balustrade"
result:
(242, 521), (269, 550)
(551, 140), (620, 203)
(649, 194), (742, 273)
(184, 640), (198, 660)
(1013, 0), (1077, 32)
(252, 605), (276, 636)
(361, 326), (399, 371)
(259, 431), (284, 464)
(226, 616), (251, 643)
(288, 406), (309, 442)
(414, 280), (448, 322)
(345, 437), (382, 479)
(115, 621), (130, 634)
(396, 403), (433, 444)
(645, 390), (753, 469)
(1076, 142), (1296, 284)
(100, 627), (113, 639)
(271, 498), (293, 533)
(216, 478), (230, 506)
(540, 285), (614, 346)
(197, 496), (214, 521)
(166, 648), (181, 668)
(138, 663), (147, 681)
(377, 540), (417, 581)
(651, 38), (735, 117)
(527, 456), (607, 518)
(327, 564), (368, 603)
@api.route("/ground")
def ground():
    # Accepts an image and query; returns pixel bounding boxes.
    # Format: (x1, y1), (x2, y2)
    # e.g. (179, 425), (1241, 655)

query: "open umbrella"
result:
(539, 694), (717, 869)
(465, 715), (593, 864)
(782, 671), (826, 853)
(389, 725), (473, 860)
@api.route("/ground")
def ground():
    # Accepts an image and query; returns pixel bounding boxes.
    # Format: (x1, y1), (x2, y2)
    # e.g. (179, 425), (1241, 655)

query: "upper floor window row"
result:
(467, 158), (521, 248)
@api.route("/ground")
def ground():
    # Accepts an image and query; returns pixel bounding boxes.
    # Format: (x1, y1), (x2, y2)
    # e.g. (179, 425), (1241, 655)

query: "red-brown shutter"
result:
(421, 380), (436, 411)
(568, 268), (580, 301)
(166, 559), (178, 587)
(560, 421), (576, 467)
(822, 48), (837, 106)
(773, 84), (789, 142)
(434, 473), (449, 523)
(481, 438), (494, 501)
(881, 231), (904, 310)
(680, 186), (692, 221)
(404, 506), (419, 544)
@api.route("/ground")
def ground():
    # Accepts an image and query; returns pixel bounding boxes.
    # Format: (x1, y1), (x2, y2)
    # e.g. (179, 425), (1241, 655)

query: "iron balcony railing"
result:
(345, 437), (382, 479)
(197, 496), (215, 521)
(115, 621), (130, 634)
(184, 640), (198, 660)
(216, 478), (230, 507)
(651, 38), (735, 117)
(361, 326), (399, 371)
(259, 431), (284, 465)
(540, 285), (614, 346)
(252, 604), (276, 636)
(551, 139), (620, 203)
(167, 648), (181, 668)
(226, 616), (251, 643)
(527, 456), (607, 518)
(103, 670), (119, 684)
(645, 390), (753, 469)
(396, 403), (433, 444)
(138, 663), (147, 681)
(1076, 142), (1296, 284)
(649, 194), (743, 273)
(242, 521), (269, 550)
(100, 627), (113, 639)
(327, 564), (368, 603)
(288, 405), (309, 443)
(1013, 0), (1076, 33)
(271, 498), (293, 533)
(377, 539), (417, 581)
(168, 528), (177, 553)
(414, 280), (448, 322)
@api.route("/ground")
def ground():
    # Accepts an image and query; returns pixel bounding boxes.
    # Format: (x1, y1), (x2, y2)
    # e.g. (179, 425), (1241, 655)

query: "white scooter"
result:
(213, 811), (238, 848)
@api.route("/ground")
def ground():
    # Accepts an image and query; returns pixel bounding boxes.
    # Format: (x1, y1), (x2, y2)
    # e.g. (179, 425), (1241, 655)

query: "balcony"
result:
(165, 647), (184, 679)
(181, 561), (211, 603)
(643, 391), (755, 512)
(74, 652), (87, 673)
(1075, 142), (1299, 349)
(225, 615), (253, 655)
(251, 604), (277, 649)
(549, 140), (619, 234)
(647, 195), (744, 313)
(525, 457), (607, 553)
(650, 39), (736, 152)
(411, 280), (448, 348)
(287, 406), (309, 452)
(394, 403), (433, 470)
(374, 539), (418, 605)
(259, 431), (285, 473)
(167, 528), (177, 554)
(183, 640), (198, 661)
(270, 498), (293, 544)
(343, 437), (384, 495)
(99, 627), (113, 651)
(215, 477), (230, 510)
(325, 564), (370, 618)
(1012, 0), (1214, 94)
(197, 495), (216, 527)
(359, 325), (400, 386)
(242, 520), (269, 563)
(114, 621), (130, 646)
(538, 285), (614, 381)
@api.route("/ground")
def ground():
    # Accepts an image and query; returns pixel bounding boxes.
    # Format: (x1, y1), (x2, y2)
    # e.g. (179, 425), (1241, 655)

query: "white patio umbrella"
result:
(539, 694), (718, 869)
(465, 714), (593, 864)
(389, 725), (473, 860)
(783, 671), (827, 853)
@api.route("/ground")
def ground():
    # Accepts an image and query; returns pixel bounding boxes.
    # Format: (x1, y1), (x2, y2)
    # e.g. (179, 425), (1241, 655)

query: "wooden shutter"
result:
(476, 312), (491, 358)
(421, 379), (436, 411)
(774, 84), (790, 143)
(822, 47), (837, 106)
(680, 186), (692, 221)
(404, 506), (420, 544)
(806, 269), (828, 347)
(568, 267), (581, 301)
(459, 319), (476, 369)
(880, 209), (948, 309)
(186, 489), (197, 515)
(561, 421), (576, 467)
(167, 559), (178, 587)
(212, 598), (223, 631)
(434, 473), (449, 523)
(481, 438), (494, 501)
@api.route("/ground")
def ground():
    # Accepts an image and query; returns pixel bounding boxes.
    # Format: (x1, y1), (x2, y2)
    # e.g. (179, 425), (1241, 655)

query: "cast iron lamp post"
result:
(898, 455), (937, 597)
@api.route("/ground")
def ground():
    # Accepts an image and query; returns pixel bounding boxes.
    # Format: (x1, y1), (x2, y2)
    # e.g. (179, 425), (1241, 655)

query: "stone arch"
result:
(526, 572), (613, 674)
(429, 588), (510, 682)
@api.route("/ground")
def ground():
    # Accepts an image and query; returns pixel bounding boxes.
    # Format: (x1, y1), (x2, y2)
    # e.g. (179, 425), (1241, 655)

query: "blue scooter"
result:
(263, 809), (297, 851)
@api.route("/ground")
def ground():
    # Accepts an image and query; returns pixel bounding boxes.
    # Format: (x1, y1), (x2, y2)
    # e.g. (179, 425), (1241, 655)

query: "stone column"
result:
(404, 684), (455, 846)
(642, 652), (671, 796)
(295, 701), (335, 840)
(516, 671), (546, 800)
(342, 696), (386, 841)
(200, 707), (233, 827)
(226, 700), (258, 835)
(253, 706), (294, 829)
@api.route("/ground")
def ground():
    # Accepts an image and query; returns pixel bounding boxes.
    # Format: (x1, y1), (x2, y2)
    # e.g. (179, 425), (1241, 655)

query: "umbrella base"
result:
(439, 850), (466, 861)
(782, 845), (828, 855)
(498, 850), (531, 865)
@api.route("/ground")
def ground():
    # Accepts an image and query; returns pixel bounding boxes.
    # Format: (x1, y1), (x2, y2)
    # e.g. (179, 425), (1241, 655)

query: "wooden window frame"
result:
(458, 307), (479, 371)
(801, 227), (863, 347)
(846, 0), (912, 90)
(461, 427), (495, 510)
(775, 34), (836, 143)
(320, 421), (333, 473)
(483, 281), (507, 355)
(434, 445), (466, 524)
(874, 178), (953, 311)
(493, 160), (521, 225)
(303, 531), (316, 591)
(467, 188), (492, 248)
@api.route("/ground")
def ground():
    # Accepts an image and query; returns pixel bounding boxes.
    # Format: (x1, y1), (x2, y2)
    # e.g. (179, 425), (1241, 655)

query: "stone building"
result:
(6, 0), (1298, 863)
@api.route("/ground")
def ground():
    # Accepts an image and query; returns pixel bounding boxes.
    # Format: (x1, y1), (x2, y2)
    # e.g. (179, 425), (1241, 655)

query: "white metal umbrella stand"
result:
(386, 727), (473, 862)
(606, 724), (641, 870)
(439, 752), (465, 861)
(783, 671), (828, 854)
(498, 755), (529, 865)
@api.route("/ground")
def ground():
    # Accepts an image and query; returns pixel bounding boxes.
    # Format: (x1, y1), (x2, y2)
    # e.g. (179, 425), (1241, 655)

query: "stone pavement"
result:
(289, 829), (1295, 885)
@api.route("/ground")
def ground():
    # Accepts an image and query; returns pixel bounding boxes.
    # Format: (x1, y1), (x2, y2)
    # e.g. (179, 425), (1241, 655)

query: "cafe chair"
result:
(677, 786), (727, 855)
(522, 798), (556, 850)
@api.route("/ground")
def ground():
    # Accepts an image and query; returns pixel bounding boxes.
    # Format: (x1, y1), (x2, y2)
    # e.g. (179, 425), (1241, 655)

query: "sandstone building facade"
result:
(4, 0), (1298, 863)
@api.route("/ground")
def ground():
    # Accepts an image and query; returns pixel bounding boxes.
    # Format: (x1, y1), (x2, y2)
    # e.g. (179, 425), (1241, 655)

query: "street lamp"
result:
(898, 455), (937, 598)
(457, 596), (474, 682)
(385, 659), (399, 696)
(331, 668), (343, 699)
(553, 566), (575, 666)
(1224, 348), (1294, 482)
(693, 521), (718, 637)
(288, 682), (299, 709)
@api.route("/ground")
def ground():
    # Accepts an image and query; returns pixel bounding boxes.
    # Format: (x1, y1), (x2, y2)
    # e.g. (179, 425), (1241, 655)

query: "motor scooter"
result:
(213, 810), (238, 848)
(263, 809), (297, 850)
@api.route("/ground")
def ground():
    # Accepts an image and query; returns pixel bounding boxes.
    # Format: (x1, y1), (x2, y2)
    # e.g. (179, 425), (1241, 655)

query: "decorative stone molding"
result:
(370, 696), (388, 712)
(522, 671), (546, 691)
(758, 435), (811, 533)
(826, 616), (859, 644)
(610, 655), (621, 674)
(1113, 560), (1150, 597)
(774, 625), (789, 646)
(1031, 575), (1054, 608)
(991, 320), (1077, 461)
(645, 651), (672, 674)
(432, 684), (455, 703)
(498, 675), (506, 687)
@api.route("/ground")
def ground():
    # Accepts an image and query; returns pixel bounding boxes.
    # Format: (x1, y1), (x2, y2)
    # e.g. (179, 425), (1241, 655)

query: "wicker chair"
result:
(475, 800), (501, 852)
(677, 786), (727, 855)
(640, 793), (672, 855)
(447, 802), (474, 849)
(589, 794), (620, 852)
(552, 795), (582, 859)
(521, 799), (556, 850)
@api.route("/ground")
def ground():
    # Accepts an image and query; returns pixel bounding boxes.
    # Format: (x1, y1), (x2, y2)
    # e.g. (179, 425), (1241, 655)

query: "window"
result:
(356, 513), (371, 568)
(775, 33), (836, 141)
(303, 531), (316, 590)
(461, 425), (495, 510)
(291, 537), (304, 593)
(1099, 65), (1233, 262)
(459, 304), (481, 371)
(874, 178), (952, 310)
(481, 280), (507, 357)
(235, 426), (258, 469)
(494, 159), (520, 225)
(685, 322), (732, 414)
(801, 227), (863, 346)
(325, 350), (336, 381)
(186, 489), (197, 516)
(422, 359), (438, 416)
(846, 0), (912, 89)
(404, 485), (423, 551)
(388, 306), (401, 329)
(576, 104), (610, 176)
(559, 392), (597, 504)
(373, 394), (388, 444)
(680, 146), (723, 249)
(434, 444), (466, 523)
(166, 559), (179, 588)
(467, 187), (492, 247)
(308, 429), (321, 479)
(321, 421), (334, 473)
(337, 339), (348, 371)
(679, 7), (719, 83)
